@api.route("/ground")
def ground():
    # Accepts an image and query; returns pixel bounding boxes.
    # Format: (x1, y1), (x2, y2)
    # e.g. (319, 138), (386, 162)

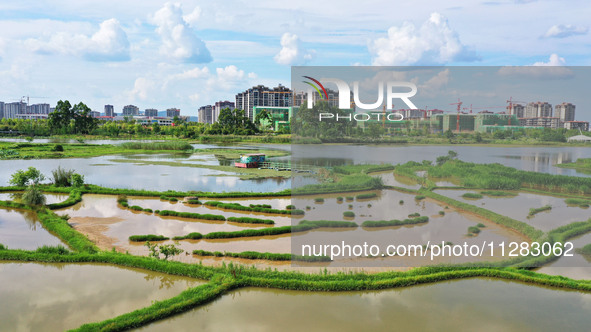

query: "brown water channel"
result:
(0, 262), (203, 331)
(137, 278), (591, 332)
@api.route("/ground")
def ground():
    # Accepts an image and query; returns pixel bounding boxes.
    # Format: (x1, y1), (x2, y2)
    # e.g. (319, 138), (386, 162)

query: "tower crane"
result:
(450, 98), (462, 132)
(506, 97), (527, 125)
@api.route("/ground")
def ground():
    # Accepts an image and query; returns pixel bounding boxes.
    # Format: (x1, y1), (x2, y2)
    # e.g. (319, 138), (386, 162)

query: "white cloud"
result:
(498, 54), (573, 78)
(533, 53), (566, 66)
(25, 18), (130, 61)
(128, 77), (155, 100)
(168, 66), (210, 81)
(369, 13), (478, 65)
(149, 2), (211, 63)
(543, 24), (588, 38)
(274, 33), (315, 65)
(183, 7), (202, 28)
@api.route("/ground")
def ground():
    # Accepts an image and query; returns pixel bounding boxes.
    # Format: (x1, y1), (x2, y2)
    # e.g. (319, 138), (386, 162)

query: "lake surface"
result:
(0, 207), (64, 250)
(0, 262), (203, 331)
(137, 278), (591, 332)
(290, 145), (591, 177)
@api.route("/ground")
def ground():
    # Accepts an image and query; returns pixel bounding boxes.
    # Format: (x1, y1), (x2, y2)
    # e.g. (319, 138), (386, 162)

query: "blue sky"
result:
(0, 0), (590, 120)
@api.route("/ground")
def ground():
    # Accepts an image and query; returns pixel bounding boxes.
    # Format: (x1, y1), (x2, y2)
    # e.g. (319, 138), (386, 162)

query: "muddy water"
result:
(433, 189), (591, 232)
(537, 231), (591, 280)
(137, 278), (591, 332)
(0, 262), (203, 331)
(0, 208), (64, 250)
(0, 192), (70, 205)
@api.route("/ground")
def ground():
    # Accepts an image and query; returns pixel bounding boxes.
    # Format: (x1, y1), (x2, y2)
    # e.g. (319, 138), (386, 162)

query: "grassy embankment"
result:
(2, 183), (591, 331)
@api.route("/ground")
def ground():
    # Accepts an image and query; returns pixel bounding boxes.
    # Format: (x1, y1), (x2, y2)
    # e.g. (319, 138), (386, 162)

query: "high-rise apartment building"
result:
(104, 105), (115, 117)
(525, 102), (552, 118)
(555, 102), (575, 122)
(236, 85), (292, 120)
(145, 108), (158, 117)
(198, 105), (214, 124)
(122, 105), (139, 116)
(166, 108), (180, 118)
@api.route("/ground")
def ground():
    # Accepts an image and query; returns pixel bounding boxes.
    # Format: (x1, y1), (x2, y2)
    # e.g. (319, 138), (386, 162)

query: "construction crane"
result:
(20, 96), (49, 106)
(506, 97), (526, 126)
(450, 98), (462, 132)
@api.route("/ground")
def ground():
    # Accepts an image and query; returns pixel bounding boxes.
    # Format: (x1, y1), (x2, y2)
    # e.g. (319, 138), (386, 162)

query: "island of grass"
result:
(528, 205), (552, 217)
(480, 190), (517, 197)
(462, 193), (483, 199)
(565, 198), (591, 208)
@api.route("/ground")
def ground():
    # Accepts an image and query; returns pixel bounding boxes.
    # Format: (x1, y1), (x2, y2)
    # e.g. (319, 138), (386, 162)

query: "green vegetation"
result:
(356, 192), (377, 200)
(120, 141), (193, 150)
(286, 204), (296, 209)
(343, 211), (355, 218)
(333, 164), (396, 175)
(346, 196), (354, 201)
(477, 223), (486, 228)
(408, 212), (421, 218)
(9, 167), (45, 186)
(362, 216), (429, 227)
(415, 195), (426, 200)
(480, 191), (517, 197)
(468, 226), (481, 235)
(48, 100), (98, 135)
(186, 199), (202, 205)
(129, 235), (169, 242)
(22, 184), (46, 205)
(204, 226), (293, 239)
(399, 200), (404, 205)
(462, 192), (483, 199)
(51, 166), (75, 187)
(204, 201), (304, 215)
(145, 242), (184, 260)
(565, 198), (591, 208)
(158, 210), (226, 221)
(578, 244), (591, 256)
(35, 245), (70, 255)
(192, 250), (332, 262)
(557, 158), (591, 173)
(528, 205), (552, 217)
(314, 198), (324, 203)
(172, 232), (203, 240)
(439, 211), (445, 216)
(336, 197), (343, 202)
(249, 203), (272, 209)
(227, 216), (275, 225)
(293, 174), (383, 195)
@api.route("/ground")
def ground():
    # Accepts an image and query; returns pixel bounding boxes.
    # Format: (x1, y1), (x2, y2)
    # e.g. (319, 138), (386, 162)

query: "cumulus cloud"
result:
(368, 13), (478, 65)
(498, 54), (573, 79)
(543, 24), (588, 38)
(207, 65), (255, 89)
(532, 53), (566, 66)
(129, 77), (155, 100)
(183, 7), (202, 28)
(274, 33), (315, 65)
(149, 2), (211, 63)
(25, 18), (130, 61)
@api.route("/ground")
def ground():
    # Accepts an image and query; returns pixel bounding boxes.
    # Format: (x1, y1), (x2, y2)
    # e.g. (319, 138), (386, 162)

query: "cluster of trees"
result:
(48, 100), (98, 135)
(9, 166), (85, 205)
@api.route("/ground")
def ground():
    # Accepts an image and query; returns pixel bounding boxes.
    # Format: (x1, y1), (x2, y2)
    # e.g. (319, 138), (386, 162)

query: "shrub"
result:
(336, 197), (343, 202)
(22, 184), (46, 205)
(477, 223), (486, 228)
(173, 232), (203, 240)
(362, 216), (429, 227)
(439, 211), (445, 216)
(71, 173), (84, 187)
(129, 205), (144, 211)
(528, 205), (552, 217)
(129, 235), (169, 242)
(286, 204), (295, 210)
(415, 195), (426, 200)
(36, 245), (69, 255)
(343, 211), (355, 218)
(52, 166), (75, 187)
(0, 243), (5, 250)
(227, 217), (275, 225)
(250, 204), (272, 209)
(468, 226), (481, 234)
(399, 200), (404, 205)
(408, 212), (420, 218)
(462, 193), (483, 199)
(314, 198), (324, 203)
(356, 193), (377, 200)
(52, 144), (64, 152)
(579, 244), (591, 256)
(158, 209), (226, 221)
(9, 167), (45, 186)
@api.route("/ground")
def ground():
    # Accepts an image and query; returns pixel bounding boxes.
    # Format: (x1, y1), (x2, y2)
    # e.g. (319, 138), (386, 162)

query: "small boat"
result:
(234, 153), (266, 168)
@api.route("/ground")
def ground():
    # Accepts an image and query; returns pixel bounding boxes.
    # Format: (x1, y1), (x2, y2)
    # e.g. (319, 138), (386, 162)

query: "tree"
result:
(145, 241), (184, 260)
(22, 184), (46, 205)
(254, 110), (272, 130)
(9, 167), (45, 186)
(48, 100), (98, 134)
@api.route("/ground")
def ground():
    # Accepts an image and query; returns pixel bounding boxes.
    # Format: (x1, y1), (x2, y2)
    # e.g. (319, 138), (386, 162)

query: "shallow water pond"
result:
(0, 262), (203, 331)
(0, 207), (64, 250)
(137, 278), (591, 332)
